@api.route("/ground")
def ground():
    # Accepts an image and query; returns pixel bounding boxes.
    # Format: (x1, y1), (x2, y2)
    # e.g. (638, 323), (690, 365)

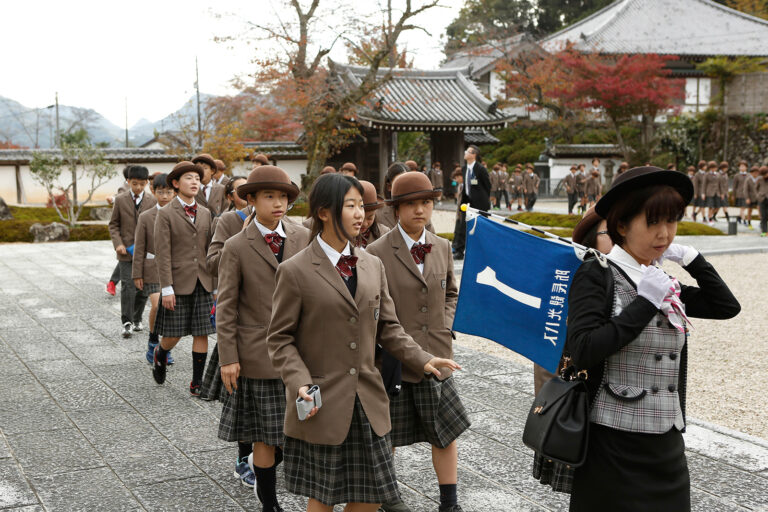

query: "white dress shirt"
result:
(317, 234), (351, 267)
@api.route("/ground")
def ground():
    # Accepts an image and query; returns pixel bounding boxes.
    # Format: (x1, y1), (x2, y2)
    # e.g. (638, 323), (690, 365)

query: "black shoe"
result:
(122, 322), (132, 338)
(439, 506), (464, 512)
(453, 252), (464, 261)
(152, 346), (167, 384)
(264, 506), (284, 512)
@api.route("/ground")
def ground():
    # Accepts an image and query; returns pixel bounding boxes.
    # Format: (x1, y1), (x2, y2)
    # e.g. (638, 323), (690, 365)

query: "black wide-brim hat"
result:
(166, 161), (204, 186)
(595, 166), (693, 218)
(236, 165), (300, 202)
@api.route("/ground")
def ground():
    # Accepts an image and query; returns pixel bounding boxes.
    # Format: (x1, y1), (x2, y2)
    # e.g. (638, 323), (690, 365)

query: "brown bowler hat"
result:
(340, 162), (358, 175)
(387, 171), (440, 205)
(252, 153), (269, 166)
(572, 207), (602, 245)
(192, 153), (216, 169)
(359, 180), (384, 211)
(320, 166), (336, 175)
(404, 160), (419, 171)
(166, 161), (204, 186)
(236, 165), (300, 202)
(214, 159), (226, 171)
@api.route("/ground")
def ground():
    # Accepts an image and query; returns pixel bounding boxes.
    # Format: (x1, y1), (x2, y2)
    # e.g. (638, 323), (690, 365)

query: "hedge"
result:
(0, 220), (111, 243)
(9, 205), (102, 222)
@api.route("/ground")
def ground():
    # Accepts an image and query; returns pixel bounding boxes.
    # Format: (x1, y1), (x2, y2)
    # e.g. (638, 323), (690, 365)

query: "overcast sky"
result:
(1, 0), (464, 128)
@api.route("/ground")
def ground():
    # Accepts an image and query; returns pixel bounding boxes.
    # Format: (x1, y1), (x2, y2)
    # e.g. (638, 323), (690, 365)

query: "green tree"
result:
(29, 128), (114, 227)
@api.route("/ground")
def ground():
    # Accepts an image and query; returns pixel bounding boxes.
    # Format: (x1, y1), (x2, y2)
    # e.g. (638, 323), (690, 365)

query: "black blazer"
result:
(460, 162), (491, 212)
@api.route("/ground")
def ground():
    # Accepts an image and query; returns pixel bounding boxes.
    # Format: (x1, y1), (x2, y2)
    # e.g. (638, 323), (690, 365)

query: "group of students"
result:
(687, 159), (768, 234)
(562, 158), (606, 216)
(485, 162), (542, 212)
(107, 154), (469, 512)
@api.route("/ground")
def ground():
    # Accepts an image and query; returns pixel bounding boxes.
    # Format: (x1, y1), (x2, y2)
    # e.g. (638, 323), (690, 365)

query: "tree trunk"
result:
(610, 116), (631, 162)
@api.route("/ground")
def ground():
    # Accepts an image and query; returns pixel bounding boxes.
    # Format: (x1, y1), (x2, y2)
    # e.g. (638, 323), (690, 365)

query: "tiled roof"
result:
(547, 144), (624, 157)
(464, 129), (500, 144)
(332, 61), (512, 130)
(441, 34), (533, 78)
(242, 141), (306, 158)
(542, 0), (768, 57)
(0, 148), (179, 164)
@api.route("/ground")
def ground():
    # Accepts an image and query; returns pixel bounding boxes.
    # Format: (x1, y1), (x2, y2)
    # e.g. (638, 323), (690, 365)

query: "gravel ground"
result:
(454, 253), (768, 440)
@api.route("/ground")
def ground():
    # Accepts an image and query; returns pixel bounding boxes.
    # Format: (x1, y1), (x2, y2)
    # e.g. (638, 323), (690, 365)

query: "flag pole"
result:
(461, 204), (644, 273)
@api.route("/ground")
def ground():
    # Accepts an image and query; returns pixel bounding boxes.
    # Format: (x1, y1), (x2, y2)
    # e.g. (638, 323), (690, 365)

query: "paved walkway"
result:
(1, 241), (767, 511)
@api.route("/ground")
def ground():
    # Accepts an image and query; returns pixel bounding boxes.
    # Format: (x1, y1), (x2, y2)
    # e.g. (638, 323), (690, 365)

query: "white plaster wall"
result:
(548, 158), (616, 181)
(228, 159), (308, 186)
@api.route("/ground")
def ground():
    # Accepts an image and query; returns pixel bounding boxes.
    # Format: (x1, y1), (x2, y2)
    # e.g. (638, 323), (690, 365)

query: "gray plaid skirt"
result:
(284, 396), (399, 506)
(155, 281), (215, 337)
(532, 452), (574, 494)
(144, 282), (160, 295)
(389, 376), (471, 448)
(200, 341), (226, 402)
(218, 377), (285, 446)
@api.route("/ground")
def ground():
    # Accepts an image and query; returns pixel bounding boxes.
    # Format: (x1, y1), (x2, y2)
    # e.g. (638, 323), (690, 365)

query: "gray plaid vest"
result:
(590, 266), (686, 434)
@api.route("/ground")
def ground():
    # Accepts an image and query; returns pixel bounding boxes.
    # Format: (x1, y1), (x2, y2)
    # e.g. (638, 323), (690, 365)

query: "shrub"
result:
(10, 206), (103, 222)
(510, 212), (582, 229)
(0, 220), (112, 243)
(676, 222), (724, 236)
(437, 232), (454, 242)
(69, 225), (111, 241)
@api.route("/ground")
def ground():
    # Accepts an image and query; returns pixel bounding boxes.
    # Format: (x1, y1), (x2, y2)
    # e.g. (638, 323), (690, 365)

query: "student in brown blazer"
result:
(193, 153), (227, 216)
(132, 173), (176, 365)
(523, 164), (541, 211)
(216, 166), (310, 507)
(718, 161), (731, 222)
(267, 173), (460, 511)
(108, 165), (158, 338)
(354, 180), (390, 249)
(151, 161), (215, 396)
(510, 166), (524, 211)
(757, 166), (768, 236)
(213, 158), (231, 188)
(379, 162), (435, 233)
(585, 169), (600, 208)
(575, 164), (587, 214)
(744, 165), (760, 230)
(704, 161), (721, 223)
(692, 160), (707, 222)
(366, 172), (468, 512)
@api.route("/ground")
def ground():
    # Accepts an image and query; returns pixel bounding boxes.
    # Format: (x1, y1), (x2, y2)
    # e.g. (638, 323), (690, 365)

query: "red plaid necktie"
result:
(410, 243), (432, 265)
(264, 233), (284, 255)
(183, 204), (197, 219)
(335, 254), (357, 280)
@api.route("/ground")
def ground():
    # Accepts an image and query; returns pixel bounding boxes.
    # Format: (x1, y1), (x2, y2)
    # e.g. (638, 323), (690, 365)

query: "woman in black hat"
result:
(565, 167), (740, 511)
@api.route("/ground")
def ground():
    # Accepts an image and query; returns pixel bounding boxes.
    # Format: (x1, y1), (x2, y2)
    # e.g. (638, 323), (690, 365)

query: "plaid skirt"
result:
(218, 377), (286, 446)
(200, 341), (227, 402)
(389, 376), (471, 448)
(155, 281), (215, 337)
(284, 396), (399, 506)
(532, 452), (575, 494)
(144, 282), (160, 295)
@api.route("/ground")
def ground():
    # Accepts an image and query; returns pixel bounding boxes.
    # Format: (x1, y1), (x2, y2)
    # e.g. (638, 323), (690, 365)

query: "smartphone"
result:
(296, 385), (322, 421)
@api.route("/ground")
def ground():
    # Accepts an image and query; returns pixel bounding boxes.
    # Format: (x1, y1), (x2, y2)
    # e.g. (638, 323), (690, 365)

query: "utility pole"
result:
(55, 92), (60, 148)
(125, 96), (129, 147)
(195, 57), (202, 151)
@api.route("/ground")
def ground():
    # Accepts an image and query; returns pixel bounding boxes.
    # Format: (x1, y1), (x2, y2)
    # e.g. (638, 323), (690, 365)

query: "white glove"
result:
(637, 265), (673, 309)
(655, 243), (699, 266)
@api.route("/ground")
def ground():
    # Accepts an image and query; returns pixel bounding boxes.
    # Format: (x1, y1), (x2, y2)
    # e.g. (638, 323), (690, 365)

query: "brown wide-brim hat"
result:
(320, 166), (336, 175)
(386, 171), (440, 205)
(572, 207), (603, 245)
(595, 166), (693, 218)
(359, 180), (384, 211)
(192, 153), (217, 169)
(252, 153), (270, 166)
(236, 165), (300, 202)
(404, 160), (419, 171)
(214, 159), (226, 171)
(166, 161), (204, 186)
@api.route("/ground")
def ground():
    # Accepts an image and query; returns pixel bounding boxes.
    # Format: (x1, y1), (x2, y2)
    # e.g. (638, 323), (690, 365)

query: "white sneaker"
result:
(132, 322), (144, 332)
(122, 322), (132, 338)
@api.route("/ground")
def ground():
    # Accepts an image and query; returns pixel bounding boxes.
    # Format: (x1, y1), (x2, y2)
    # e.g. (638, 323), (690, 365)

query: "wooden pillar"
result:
(15, 164), (23, 204)
(378, 127), (389, 193)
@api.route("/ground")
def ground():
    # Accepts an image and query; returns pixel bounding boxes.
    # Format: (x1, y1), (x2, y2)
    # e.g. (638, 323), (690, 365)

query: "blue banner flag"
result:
(452, 214), (583, 373)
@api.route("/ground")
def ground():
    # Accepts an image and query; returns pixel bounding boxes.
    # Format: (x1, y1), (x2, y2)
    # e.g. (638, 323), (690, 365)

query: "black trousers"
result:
(760, 199), (768, 234)
(110, 263), (120, 283)
(119, 260), (148, 325)
(567, 193), (578, 214)
(526, 193), (538, 211)
(452, 211), (466, 255)
(495, 189), (510, 208)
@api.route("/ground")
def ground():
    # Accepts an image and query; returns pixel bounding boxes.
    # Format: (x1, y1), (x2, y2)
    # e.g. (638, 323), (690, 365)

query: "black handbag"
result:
(522, 363), (590, 467)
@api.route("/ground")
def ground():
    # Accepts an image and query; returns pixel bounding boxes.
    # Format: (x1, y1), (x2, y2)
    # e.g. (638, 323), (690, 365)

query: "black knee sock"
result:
(252, 465), (278, 507)
(439, 484), (458, 508)
(238, 442), (252, 462)
(157, 345), (169, 362)
(192, 351), (207, 385)
(148, 331), (159, 343)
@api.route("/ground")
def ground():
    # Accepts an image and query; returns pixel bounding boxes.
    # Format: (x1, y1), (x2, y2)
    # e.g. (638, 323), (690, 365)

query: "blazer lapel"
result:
(195, 187), (208, 208)
(246, 222), (279, 271)
(309, 239), (356, 309)
(283, 221), (303, 260)
(353, 249), (373, 310)
(422, 231), (440, 280)
(171, 200), (197, 233)
(392, 228), (427, 285)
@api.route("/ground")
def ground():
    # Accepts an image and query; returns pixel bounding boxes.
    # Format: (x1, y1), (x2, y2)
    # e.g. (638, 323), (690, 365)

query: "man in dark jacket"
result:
(454, 145), (490, 260)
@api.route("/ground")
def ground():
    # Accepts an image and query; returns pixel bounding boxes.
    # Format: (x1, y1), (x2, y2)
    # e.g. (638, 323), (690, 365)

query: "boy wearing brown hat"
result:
(213, 159), (230, 187)
(704, 160), (720, 224)
(367, 171), (467, 512)
(216, 165), (309, 508)
(339, 162), (358, 177)
(355, 180), (389, 248)
(511, 165), (524, 211)
(152, 161), (215, 396)
(719, 161), (731, 222)
(563, 166), (578, 215)
(523, 163), (540, 211)
(108, 165), (158, 338)
(193, 153), (227, 216)
(757, 166), (768, 236)
(744, 165), (760, 230)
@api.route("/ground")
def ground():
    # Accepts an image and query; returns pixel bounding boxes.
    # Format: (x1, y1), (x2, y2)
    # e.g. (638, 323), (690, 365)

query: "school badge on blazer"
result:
(374, 308), (380, 321)
(441, 279), (446, 289)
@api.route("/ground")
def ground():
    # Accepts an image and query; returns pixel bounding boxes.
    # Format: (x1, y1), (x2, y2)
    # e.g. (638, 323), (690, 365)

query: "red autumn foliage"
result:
(0, 140), (25, 149)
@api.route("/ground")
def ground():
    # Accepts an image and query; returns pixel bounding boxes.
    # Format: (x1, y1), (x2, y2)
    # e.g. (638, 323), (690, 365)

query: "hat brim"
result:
(166, 165), (204, 187)
(595, 170), (693, 218)
(572, 208), (602, 245)
(236, 181), (300, 202)
(364, 200), (385, 211)
(386, 189), (441, 205)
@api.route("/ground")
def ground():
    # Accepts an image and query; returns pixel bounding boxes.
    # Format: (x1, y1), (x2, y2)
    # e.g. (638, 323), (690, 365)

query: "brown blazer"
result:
(744, 176), (759, 203)
(217, 220), (310, 379)
(360, 223), (390, 247)
(575, 173), (586, 195)
(733, 173), (747, 199)
(377, 205), (435, 233)
(585, 176), (600, 196)
(563, 173), (575, 194)
(207, 207), (250, 277)
(131, 207), (160, 284)
(429, 168), (443, 190)
(704, 172), (720, 197)
(108, 191), (157, 262)
(154, 199), (214, 295)
(509, 174), (523, 193)
(693, 170), (707, 198)
(523, 172), (540, 195)
(196, 181), (227, 217)
(757, 176), (768, 202)
(366, 228), (458, 382)
(217, 174), (231, 188)
(718, 172), (729, 197)
(267, 238), (433, 445)
(489, 170), (499, 192)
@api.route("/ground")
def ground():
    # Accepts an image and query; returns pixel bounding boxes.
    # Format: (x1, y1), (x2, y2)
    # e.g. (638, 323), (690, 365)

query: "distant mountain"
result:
(0, 94), (217, 149)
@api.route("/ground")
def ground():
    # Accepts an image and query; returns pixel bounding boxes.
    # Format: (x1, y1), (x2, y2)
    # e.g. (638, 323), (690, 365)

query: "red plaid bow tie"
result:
(335, 254), (357, 279)
(410, 243), (432, 265)
(183, 204), (197, 218)
(356, 230), (370, 249)
(264, 233), (284, 255)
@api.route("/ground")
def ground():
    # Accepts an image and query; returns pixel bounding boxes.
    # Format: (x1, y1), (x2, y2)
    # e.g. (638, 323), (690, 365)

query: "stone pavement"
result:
(1, 241), (768, 511)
